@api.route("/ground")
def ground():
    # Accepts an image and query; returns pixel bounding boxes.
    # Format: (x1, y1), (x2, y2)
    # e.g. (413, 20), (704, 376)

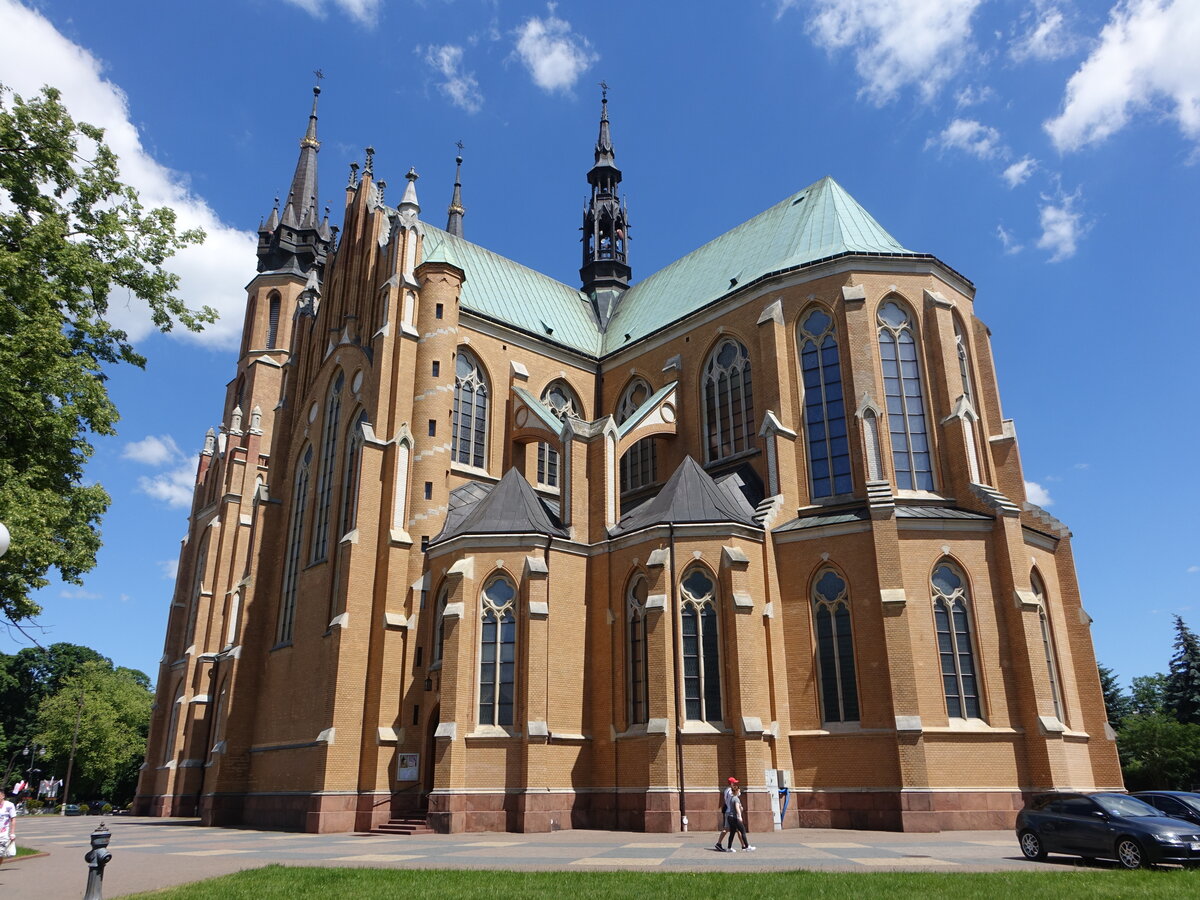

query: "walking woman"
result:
(725, 783), (755, 852)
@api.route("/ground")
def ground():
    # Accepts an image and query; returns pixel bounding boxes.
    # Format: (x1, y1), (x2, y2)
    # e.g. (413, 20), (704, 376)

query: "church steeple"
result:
(446, 147), (465, 237)
(256, 85), (332, 276)
(580, 84), (630, 329)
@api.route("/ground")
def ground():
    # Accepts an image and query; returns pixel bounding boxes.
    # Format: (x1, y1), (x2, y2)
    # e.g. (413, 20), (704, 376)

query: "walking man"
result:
(0, 788), (16, 865)
(714, 776), (738, 851)
(725, 783), (755, 852)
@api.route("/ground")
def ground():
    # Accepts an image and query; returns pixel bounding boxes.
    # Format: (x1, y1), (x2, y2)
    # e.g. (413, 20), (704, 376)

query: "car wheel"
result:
(1116, 837), (1146, 870)
(1019, 830), (1046, 861)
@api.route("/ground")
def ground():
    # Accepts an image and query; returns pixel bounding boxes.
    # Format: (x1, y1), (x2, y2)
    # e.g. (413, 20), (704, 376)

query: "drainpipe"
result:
(668, 523), (687, 830)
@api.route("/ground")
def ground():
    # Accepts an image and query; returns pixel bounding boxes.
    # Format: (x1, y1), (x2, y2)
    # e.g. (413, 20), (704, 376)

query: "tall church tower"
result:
(580, 85), (630, 328)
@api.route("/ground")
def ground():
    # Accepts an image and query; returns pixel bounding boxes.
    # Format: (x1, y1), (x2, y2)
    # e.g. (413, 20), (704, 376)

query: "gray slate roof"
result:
(611, 456), (760, 536)
(773, 504), (991, 533)
(431, 469), (567, 544)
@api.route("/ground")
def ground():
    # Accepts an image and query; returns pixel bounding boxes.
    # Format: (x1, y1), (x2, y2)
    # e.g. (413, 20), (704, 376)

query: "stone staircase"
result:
(371, 815), (433, 836)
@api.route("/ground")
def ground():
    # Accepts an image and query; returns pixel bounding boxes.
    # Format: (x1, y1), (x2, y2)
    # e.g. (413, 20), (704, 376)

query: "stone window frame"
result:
(797, 304), (852, 499)
(811, 566), (860, 724)
(701, 337), (756, 464)
(1032, 568), (1066, 726)
(277, 444), (312, 645)
(311, 370), (345, 562)
(679, 565), (723, 724)
(537, 379), (583, 490)
(615, 377), (658, 494)
(931, 560), (984, 721)
(877, 298), (935, 492)
(478, 573), (518, 727)
(452, 349), (490, 470)
(626, 572), (650, 726)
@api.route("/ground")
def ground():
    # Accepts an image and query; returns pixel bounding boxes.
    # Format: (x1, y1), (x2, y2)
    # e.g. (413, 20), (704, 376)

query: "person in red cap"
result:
(714, 776), (739, 851)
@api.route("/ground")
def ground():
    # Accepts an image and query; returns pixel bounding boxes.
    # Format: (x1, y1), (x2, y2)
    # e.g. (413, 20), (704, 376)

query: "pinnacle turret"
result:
(446, 150), (465, 237)
(580, 83), (630, 327)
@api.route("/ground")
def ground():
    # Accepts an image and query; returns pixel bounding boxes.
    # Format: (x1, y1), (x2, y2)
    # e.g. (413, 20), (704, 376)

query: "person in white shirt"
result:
(0, 788), (17, 865)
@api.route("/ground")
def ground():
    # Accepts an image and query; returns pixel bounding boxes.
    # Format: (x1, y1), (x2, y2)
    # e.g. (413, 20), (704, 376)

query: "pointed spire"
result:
(347, 161), (359, 189)
(281, 190), (298, 228)
(363, 146), (375, 178)
(399, 167), (420, 216)
(264, 197), (280, 232)
(580, 82), (630, 319)
(595, 82), (614, 165)
(446, 144), (465, 237)
(285, 86), (321, 225)
(301, 86), (320, 150)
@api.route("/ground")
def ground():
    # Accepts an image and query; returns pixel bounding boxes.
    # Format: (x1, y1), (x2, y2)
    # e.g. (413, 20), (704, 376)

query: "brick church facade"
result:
(135, 87), (1122, 834)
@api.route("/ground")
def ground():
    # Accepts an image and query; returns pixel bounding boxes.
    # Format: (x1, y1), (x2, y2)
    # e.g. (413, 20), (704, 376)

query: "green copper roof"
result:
(603, 176), (911, 354)
(420, 176), (912, 359)
(422, 226), (603, 356)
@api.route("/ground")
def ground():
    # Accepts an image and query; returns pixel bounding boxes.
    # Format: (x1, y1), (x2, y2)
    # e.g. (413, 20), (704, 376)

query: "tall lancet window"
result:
(452, 350), (488, 469)
(812, 569), (859, 722)
(953, 316), (975, 406)
(266, 292), (281, 349)
(680, 567), (722, 723)
(479, 575), (517, 727)
(340, 411), (368, 536)
(537, 381), (580, 489)
(626, 574), (650, 725)
(932, 562), (982, 719)
(1032, 571), (1065, 724)
(311, 371), (344, 561)
(432, 582), (450, 665)
(278, 445), (312, 644)
(703, 338), (755, 463)
(616, 379), (657, 493)
(878, 301), (934, 490)
(798, 308), (851, 498)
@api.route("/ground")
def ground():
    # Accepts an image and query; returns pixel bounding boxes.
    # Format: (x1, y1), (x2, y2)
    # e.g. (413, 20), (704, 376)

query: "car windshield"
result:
(1094, 795), (1162, 817)
(1178, 796), (1200, 814)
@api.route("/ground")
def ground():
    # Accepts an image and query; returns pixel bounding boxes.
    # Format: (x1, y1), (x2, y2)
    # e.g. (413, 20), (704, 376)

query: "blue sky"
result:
(0, 0), (1196, 689)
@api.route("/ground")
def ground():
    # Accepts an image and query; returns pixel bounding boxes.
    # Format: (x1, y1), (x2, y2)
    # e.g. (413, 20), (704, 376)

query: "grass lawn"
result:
(126, 864), (1200, 899)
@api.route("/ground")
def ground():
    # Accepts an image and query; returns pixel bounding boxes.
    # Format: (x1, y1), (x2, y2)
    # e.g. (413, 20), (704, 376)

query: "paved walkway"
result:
(2, 814), (1084, 897)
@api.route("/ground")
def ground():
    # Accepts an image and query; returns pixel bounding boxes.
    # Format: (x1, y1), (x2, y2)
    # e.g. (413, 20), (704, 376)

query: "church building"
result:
(135, 86), (1122, 835)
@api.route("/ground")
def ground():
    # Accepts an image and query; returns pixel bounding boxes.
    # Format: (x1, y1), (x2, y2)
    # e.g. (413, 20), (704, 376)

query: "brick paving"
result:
(1, 815), (1091, 897)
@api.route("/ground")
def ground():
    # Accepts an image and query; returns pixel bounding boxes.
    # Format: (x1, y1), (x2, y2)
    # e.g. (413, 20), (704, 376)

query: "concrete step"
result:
(371, 817), (433, 836)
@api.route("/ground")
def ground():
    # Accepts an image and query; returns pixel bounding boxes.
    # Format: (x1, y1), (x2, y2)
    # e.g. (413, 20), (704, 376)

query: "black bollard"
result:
(83, 822), (111, 900)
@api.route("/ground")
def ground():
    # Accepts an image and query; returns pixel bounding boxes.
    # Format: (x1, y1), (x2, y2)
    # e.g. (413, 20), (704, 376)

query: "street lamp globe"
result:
(0, 521), (10, 558)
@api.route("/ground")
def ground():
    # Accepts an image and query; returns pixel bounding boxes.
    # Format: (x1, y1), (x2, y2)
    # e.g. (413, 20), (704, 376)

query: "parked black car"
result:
(1132, 792), (1200, 827)
(1016, 792), (1200, 868)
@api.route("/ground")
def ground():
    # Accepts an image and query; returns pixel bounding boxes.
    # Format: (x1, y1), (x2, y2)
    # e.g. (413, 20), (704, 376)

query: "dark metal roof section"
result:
(431, 469), (567, 544)
(256, 85), (333, 276)
(774, 503), (991, 533)
(446, 148), (465, 237)
(611, 456), (760, 536)
(895, 505), (991, 521)
(580, 83), (631, 328)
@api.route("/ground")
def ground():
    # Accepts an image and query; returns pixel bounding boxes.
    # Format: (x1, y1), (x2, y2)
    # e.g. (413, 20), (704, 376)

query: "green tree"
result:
(33, 659), (152, 802)
(1097, 663), (1133, 726)
(0, 83), (212, 623)
(0, 643), (109, 761)
(1117, 713), (1200, 791)
(1165, 615), (1200, 726)
(1130, 673), (1168, 717)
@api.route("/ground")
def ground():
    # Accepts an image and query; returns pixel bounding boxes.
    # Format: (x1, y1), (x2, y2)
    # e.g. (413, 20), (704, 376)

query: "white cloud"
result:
(0, 1), (256, 349)
(1037, 189), (1086, 261)
(423, 44), (484, 113)
(955, 84), (996, 108)
(513, 6), (599, 94)
(1045, 0), (1200, 151)
(137, 461), (196, 509)
(157, 558), (179, 580)
(282, 0), (382, 26)
(927, 118), (1005, 159)
(1002, 155), (1038, 187)
(996, 224), (1023, 254)
(1025, 480), (1054, 506)
(796, 0), (984, 104)
(1011, 4), (1079, 62)
(1187, 565), (1200, 573)
(60, 587), (103, 600)
(1074, 462), (1090, 469)
(122, 434), (182, 467)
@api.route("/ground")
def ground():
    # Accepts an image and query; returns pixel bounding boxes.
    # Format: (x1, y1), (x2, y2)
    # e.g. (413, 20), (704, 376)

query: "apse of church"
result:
(135, 86), (1121, 835)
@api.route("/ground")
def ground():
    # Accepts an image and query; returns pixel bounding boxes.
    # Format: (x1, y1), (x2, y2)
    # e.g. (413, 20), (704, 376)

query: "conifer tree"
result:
(1098, 663), (1132, 726)
(1165, 615), (1200, 726)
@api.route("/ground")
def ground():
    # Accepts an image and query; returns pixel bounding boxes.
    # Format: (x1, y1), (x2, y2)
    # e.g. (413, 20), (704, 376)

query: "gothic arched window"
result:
(1032, 570), (1065, 724)
(340, 411), (368, 537)
(311, 371), (344, 561)
(953, 315), (975, 406)
(798, 307), (851, 498)
(616, 378), (657, 493)
(266, 291), (281, 349)
(432, 581), (450, 665)
(278, 445), (312, 644)
(537, 380), (581, 489)
(627, 574), (650, 725)
(878, 301), (933, 490)
(452, 350), (489, 469)
(680, 567), (722, 723)
(479, 575), (517, 727)
(812, 569), (859, 722)
(932, 562), (981, 719)
(703, 338), (755, 463)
